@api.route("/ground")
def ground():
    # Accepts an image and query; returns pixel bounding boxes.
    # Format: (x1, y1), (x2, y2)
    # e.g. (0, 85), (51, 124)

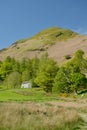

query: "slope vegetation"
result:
(0, 27), (87, 62)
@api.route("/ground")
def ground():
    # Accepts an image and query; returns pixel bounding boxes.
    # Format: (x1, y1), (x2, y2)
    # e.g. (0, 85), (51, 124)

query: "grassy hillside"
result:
(0, 27), (80, 62)
(0, 27), (87, 63)
(29, 27), (77, 44)
(13, 27), (77, 45)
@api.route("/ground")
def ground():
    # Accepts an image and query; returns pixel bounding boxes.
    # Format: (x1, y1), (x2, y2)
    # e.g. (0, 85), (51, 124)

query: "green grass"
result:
(14, 27), (78, 50)
(10, 27), (78, 55)
(0, 88), (58, 102)
(30, 27), (77, 45)
(0, 87), (87, 102)
(0, 87), (86, 130)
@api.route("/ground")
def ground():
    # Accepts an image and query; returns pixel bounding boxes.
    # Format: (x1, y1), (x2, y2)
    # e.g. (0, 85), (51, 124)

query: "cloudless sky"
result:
(0, 0), (87, 49)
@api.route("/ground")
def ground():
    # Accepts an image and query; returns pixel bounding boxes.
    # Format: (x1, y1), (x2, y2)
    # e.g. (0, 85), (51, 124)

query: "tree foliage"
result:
(53, 67), (71, 93)
(0, 50), (87, 94)
(53, 50), (87, 94)
(70, 73), (87, 93)
(4, 72), (21, 88)
(35, 56), (58, 92)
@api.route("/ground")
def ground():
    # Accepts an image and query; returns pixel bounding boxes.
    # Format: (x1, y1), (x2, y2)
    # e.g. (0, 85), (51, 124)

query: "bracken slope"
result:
(0, 27), (87, 63)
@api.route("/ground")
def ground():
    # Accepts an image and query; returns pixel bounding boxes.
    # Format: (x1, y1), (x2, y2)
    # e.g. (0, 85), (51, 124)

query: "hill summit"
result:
(0, 27), (87, 62)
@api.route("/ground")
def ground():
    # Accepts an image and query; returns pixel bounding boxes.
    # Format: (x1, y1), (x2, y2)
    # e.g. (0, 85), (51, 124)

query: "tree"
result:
(65, 54), (71, 60)
(70, 50), (87, 73)
(12, 62), (20, 72)
(21, 57), (40, 87)
(4, 72), (21, 89)
(53, 67), (71, 93)
(22, 69), (31, 82)
(5, 56), (12, 62)
(30, 57), (40, 86)
(35, 58), (58, 92)
(20, 58), (28, 73)
(70, 72), (87, 94)
(0, 57), (18, 80)
(0, 61), (13, 79)
(53, 66), (87, 94)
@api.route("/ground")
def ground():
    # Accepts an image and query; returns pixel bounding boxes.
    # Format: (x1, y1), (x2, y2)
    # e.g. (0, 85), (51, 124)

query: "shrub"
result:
(65, 54), (71, 60)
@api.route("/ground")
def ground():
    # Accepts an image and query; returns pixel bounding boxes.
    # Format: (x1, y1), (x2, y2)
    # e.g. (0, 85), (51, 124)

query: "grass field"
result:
(0, 101), (84, 130)
(0, 87), (87, 102)
(0, 88), (87, 130)
(0, 88), (59, 102)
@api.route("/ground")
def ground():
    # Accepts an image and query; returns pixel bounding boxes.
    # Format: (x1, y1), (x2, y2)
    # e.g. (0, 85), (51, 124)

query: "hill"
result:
(0, 27), (87, 62)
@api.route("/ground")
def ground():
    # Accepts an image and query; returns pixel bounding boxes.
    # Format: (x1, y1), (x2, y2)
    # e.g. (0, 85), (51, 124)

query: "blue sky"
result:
(0, 0), (87, 49)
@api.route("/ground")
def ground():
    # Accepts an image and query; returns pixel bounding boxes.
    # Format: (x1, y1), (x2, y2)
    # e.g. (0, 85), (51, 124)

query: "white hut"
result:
(21, 81), (32, 88)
